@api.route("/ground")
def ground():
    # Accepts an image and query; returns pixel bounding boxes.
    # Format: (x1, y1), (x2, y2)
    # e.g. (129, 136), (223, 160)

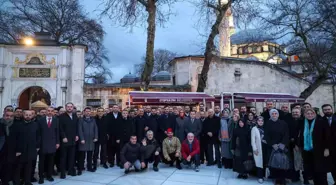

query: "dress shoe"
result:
(176, 164), (182, 170)
(103, 163), (108, 169)
(46, 177), (54, 182)
(153, 166), (159, 172)
(60, 174), (66, 179)
(110, 164), (114, 168)
(217, 163), (222, 168)
(38, 178), (44, 184)
(88, 169), (95, 172)
(77, 171), (82, 176)
(124, 169), (130, 174)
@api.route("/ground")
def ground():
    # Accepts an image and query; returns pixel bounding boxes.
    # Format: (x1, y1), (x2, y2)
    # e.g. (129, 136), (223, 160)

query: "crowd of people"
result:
(0, 101), (335, 185)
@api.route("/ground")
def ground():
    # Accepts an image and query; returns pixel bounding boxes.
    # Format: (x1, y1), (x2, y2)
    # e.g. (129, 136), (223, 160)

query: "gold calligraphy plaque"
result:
(19, 68), (51, 78)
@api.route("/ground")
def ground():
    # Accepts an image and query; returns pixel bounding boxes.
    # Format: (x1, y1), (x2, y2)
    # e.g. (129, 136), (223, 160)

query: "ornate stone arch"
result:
(12, 82), (56, 105)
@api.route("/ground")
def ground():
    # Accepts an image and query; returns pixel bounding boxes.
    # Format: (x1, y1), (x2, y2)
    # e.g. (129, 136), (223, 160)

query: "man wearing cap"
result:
(162, 128), (182, 169)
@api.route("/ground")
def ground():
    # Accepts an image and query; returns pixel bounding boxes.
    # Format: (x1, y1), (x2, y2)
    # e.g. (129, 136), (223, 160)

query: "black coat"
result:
(158, 114), (176, 142)
(59, 113), (79, 146)
(140, 138), (161, 159)
(135, 116), (147, 140)
(322, 115), (336, 153)
(184, 118), (202, 138)
(120, 118), (135, 144)
(202, 116), (220, 144)
(38, 116), (60, 154)
(106, 112), (123, 141)
(145, 115), (158, 136)
(264, 119), (289, 147)
(0, 121), (21, 163)
(283, 115), (301, 147)
(95, 116), (108, 144)
(16, 120), (40, 162)
(231, 124), (251, 173)
(298, 118), (332, 172)
(120, 142), (144, 163)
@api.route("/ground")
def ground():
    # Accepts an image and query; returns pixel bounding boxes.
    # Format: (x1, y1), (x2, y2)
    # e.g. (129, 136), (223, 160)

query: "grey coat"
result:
(78, 117), (98, 151)
(184, 118), (202, 138)
(175, 117), (189, 142)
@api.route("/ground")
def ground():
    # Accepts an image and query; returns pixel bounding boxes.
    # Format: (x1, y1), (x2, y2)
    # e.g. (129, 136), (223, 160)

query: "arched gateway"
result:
(0, 31), (86, 113)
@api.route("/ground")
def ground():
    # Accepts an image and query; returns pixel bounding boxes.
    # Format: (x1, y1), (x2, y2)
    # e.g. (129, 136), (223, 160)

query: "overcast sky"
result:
(82, 1), (205, 82)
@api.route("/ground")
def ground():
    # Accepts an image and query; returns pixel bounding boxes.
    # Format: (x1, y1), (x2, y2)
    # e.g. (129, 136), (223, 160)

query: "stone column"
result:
(69, 45), (85, 110)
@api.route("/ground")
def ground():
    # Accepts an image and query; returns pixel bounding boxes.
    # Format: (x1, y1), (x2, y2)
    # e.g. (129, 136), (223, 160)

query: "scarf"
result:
(220, 118), (230, 141)
(303, 118), (315, 151)
(2, 119), (14, 136)
(257, 125), (266, 144)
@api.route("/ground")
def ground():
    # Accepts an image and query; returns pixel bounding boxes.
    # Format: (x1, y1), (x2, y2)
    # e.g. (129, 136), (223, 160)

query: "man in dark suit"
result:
(184, 106), (191, 118)
(184, 110), (202, 139)
(14, 110), (40, 185)
(214, 106), (221, 117)
(144, 110), (158, 137)
(144, 106), (152, 118)
(0, 110), (16, 185)
(322, 104), (336, 184)
(106, 104), (123, 168)
(93, 107), (108, 169)
(199, 111), (207, 163)
(37, 106), (59, 184)
(261, 101), (285, 121)
(59, 102), (79, 179)
(158, 107), (176, 145)
(135, 109), (147, 143)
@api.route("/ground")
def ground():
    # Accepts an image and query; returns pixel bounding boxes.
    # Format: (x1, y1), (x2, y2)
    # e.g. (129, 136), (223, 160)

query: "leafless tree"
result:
(134, 48), (177, 76)
(0, 0), (111, 82)
(194, 0), (259, 92)
(259, 0), (336, 99)
(100, 0), (178, 90)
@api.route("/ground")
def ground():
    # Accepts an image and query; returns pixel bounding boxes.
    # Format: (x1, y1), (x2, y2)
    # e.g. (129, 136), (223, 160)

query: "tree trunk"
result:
(141, 0), (156, 91)
(299, 75), (327, 99)
(196, 8), (226, 92)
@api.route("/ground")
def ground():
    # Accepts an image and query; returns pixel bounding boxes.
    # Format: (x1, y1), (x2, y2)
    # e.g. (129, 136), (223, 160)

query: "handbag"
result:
(268, 149), (290, 170)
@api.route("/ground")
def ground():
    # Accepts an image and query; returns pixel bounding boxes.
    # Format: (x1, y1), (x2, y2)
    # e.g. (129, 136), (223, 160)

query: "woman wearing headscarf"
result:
(251, 116), (267, 184)
(231, 119), (252, 179)
(246, 112), (257, 130)
(297, 108), (331, 185)
(219, 109), (234, 169)
(264, 109), (289, 185)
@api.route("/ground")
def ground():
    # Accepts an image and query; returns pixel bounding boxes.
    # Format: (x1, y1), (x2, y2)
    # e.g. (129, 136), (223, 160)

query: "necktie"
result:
(192, 119), (194, 123)
(329, 117), (332, 126)
(47, 118), (51, 128)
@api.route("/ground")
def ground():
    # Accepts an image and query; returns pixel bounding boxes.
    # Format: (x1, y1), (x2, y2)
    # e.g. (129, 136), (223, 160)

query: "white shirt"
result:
(46, 116), (52, 124)
(113, 112), (118, 119)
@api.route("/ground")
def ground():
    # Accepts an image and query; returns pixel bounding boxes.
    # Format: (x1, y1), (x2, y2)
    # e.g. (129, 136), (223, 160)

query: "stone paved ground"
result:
(32, 164), (335, 185)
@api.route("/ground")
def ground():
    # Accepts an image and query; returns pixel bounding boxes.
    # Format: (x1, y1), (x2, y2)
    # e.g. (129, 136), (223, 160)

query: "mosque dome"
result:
(121, 73), (137, 83)
(152, 71), (171, 81)
(245, 55), (260, 61)
(231, 29), (275, 45)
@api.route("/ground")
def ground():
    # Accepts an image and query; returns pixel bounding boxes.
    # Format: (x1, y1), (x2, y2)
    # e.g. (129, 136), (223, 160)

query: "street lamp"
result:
(24, 37), (34, 46)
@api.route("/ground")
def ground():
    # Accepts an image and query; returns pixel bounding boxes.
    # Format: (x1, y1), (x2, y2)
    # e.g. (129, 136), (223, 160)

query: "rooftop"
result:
(231, 29), (275, 45)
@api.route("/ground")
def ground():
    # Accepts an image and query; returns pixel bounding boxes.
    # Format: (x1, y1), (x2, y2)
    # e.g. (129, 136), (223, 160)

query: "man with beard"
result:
(322, 104), (336, 184)
(240, 106), (248, 121)
(203, 109), (221, 168)
(162, 128), (182, 169)
(144, 106), (152, 118)
(249, 107), (257, 116)
(93, 108), (109, 169)
(135, 109), (146, 143)
(284, 107), (302, 182)
(37, 107), (59, 184)
(158, 107), (176, 145)
(184, 106), (191, 118)
(14, 107), (23, 122)
(0, 110), (16, 185)
(200, 104), (205, 112)
(121, 135), (145, 174)
(199, 111), (207, 164)
(37, 109), (47, 120)
(140, 130), (160, 172)
(214, 106), (221, 117)
(168, 107), (174, 115)
(129, 109), (136, 119)
(14, 110), (39, 185)
(106, 104), (123, 168)
(181, 133), (200, 172)
(281, 104), (290, 116)
(59, 103), (79, 179)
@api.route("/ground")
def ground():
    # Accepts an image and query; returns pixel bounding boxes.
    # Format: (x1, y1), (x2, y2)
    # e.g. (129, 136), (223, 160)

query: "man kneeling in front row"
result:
(140, 130), (160, 172)
(162, 128), (182, 169)
(120, 135), (145, 174)
(182, 133), (200, 172)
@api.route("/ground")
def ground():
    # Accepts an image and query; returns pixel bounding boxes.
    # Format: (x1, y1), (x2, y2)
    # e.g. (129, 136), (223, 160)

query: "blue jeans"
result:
(183, 154), (200, 166)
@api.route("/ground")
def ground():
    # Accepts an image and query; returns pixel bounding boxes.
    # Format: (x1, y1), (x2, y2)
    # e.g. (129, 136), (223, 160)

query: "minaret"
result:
(219, 0), (235, 57)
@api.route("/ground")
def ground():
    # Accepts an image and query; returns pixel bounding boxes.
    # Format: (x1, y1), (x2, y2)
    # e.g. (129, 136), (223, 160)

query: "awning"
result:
(215, 92), (305, 103)
(129, 91), (215, 105)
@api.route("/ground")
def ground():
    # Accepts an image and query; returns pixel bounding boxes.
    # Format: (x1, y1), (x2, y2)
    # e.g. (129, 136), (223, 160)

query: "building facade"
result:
(0, 32), (86, 111)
